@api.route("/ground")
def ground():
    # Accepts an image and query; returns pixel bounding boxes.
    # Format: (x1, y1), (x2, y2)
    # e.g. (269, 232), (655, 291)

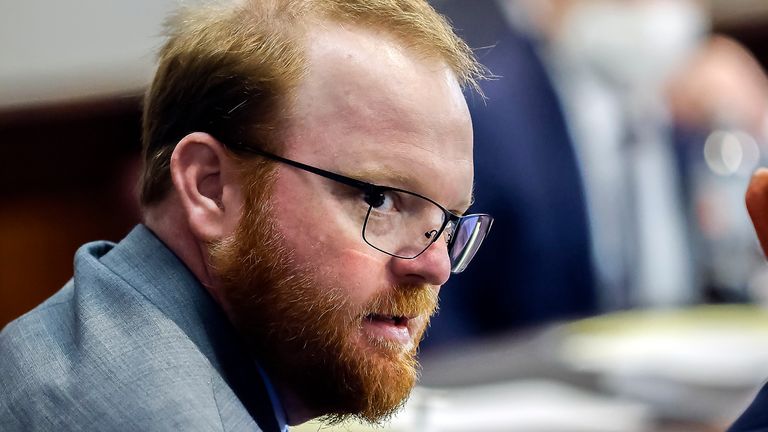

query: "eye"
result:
(364, 190), (397, 213)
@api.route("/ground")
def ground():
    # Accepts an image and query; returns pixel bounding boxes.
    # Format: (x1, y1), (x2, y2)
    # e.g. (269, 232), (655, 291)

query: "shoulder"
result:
(0, 233), (259, 431)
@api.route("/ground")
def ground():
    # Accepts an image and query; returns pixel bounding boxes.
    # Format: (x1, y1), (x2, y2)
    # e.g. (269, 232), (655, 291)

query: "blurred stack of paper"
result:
(559, 305), (768, 422)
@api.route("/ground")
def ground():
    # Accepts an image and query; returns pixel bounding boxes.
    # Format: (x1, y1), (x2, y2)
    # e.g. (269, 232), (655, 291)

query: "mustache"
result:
(361, 283), (439, 319)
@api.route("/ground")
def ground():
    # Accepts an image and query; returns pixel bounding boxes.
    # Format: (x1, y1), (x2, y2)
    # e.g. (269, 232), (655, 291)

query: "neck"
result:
(273, 382), (323, 426)
(142, 196), (230, 310)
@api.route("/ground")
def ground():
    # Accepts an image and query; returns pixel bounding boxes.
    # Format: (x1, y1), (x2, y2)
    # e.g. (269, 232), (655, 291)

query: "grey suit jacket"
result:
(1, 225), (279, 431)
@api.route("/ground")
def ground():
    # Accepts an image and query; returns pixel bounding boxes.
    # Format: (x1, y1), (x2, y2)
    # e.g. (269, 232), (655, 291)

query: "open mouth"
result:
(364, 313), (410, 327)
(361, 312), (423, 348)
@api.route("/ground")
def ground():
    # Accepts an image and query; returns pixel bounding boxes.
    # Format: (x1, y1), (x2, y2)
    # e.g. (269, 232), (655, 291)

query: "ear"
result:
(170, 132), (243, 242)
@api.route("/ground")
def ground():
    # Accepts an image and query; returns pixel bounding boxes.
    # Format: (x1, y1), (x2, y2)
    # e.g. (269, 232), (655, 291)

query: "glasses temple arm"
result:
(232, 144), (375, 191)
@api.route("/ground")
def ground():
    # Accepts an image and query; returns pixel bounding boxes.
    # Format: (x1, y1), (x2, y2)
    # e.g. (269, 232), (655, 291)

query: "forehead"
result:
(282, 22), (474, 207)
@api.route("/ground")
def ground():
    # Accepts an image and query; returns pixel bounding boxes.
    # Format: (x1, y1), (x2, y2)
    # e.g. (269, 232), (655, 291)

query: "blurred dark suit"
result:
(729, 384), (768, 431)
(424, 0), (598, 349)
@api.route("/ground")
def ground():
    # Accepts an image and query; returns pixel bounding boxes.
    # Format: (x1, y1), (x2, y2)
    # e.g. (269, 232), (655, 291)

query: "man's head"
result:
(140, 0), (483, 205)
(139, 0), (486, 425)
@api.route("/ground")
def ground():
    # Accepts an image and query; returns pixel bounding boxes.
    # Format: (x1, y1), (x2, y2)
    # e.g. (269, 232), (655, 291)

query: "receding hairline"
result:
(166, 0), (484, 91)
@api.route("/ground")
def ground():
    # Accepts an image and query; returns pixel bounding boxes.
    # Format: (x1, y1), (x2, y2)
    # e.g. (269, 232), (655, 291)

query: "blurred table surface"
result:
(295, 304), (768, 432)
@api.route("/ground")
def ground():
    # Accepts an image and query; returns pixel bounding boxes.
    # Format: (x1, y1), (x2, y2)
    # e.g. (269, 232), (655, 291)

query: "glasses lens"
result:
(448, 214), (493, 274)
(362, 189), (446, 259)
(361, 189), (493, 273)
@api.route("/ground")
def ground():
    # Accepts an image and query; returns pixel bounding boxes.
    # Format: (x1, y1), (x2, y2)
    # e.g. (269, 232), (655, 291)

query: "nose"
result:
(389, 237), (452, 286)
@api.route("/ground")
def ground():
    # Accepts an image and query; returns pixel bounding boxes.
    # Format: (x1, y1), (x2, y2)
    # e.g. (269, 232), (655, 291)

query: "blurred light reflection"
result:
(704, 129), (760, 176)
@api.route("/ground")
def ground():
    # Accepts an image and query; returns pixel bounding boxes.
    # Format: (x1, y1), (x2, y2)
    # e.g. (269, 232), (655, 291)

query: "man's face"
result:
(212, 24), (474, 423)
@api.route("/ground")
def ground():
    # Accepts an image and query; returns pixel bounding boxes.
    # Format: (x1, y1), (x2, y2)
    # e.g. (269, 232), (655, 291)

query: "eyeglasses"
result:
(230, 144), (493, 274)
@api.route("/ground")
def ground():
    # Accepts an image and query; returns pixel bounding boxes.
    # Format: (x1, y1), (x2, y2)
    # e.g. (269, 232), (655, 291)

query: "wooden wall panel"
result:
(0, 97), (142, 327)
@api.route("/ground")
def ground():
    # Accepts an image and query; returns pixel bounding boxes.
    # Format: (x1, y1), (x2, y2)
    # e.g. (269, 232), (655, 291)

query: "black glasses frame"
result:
(228, 143), (488, 266)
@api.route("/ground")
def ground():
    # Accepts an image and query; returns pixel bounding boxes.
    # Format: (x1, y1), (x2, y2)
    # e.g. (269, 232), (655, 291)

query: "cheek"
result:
(270, 170), (390, 298)
(329, 248), (390, 305)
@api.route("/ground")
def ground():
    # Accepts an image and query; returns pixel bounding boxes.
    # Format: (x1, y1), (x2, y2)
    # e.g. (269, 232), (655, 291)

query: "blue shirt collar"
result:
(256, 364), (289, 432)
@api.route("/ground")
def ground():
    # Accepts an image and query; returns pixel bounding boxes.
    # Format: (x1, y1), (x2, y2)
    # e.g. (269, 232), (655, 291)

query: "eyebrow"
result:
(344, 166), (475, 215)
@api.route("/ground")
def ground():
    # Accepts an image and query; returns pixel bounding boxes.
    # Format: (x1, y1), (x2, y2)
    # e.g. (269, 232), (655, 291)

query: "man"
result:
(730, 168), (768, 431)
(0, 1), (492, 430)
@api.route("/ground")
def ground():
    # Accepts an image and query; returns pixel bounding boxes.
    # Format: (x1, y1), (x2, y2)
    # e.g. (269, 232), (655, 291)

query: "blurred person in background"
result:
(667, 35), (768, 306)
(425, 0), (768, 351)
(0, 0), (493, 430)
